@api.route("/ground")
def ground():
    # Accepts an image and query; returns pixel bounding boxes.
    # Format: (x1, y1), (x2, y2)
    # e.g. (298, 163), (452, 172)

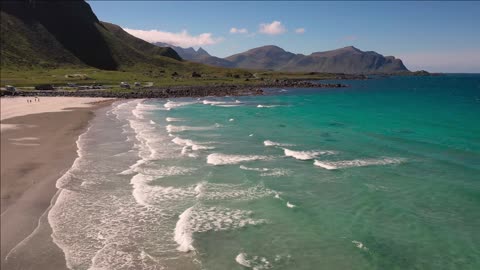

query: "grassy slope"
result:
(0, 10), (83, 69)
(0, 1), (345, 88)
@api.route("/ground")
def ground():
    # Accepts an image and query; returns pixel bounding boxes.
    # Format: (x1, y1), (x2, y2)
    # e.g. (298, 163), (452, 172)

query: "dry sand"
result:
(1, 97), (113, 131)
(1, 97), (115, 269)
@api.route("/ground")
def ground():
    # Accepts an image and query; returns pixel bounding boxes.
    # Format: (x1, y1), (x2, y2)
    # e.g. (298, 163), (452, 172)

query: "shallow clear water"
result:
(49, 75), (480, 270)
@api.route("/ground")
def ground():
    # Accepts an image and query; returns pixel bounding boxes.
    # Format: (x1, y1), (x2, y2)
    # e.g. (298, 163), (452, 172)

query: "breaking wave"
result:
(283, 148), (337, 161)
(166, 124), (216, 133)
(175, 206), (266, 252)
(164, 100), (198, 109)
(207, 153), (273, 165)
(314, 157), (405, 170)
(264, 140), (295, 147)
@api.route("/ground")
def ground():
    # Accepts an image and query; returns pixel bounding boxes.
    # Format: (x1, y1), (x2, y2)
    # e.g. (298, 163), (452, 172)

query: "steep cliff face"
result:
(0, 0), (180, 70)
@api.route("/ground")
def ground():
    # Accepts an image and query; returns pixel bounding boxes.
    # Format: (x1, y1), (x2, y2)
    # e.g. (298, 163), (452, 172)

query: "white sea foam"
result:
(166, 124), (215, 133)
(55, 124), (92, 189)
(235, 253), (272, 269)
(202, 100), (224, 105)
(198, 183), (275, 201)
(131, 101), (159, 120)
(149, 120), (156, 125)
(119, 159), (147, 175)
(207, 153), (272, 165)
(123, 101), (166, 163)
(174, 207), (195, 252)
(240, 165), (269, 172)
(283, 148), (337, 160)
(132, 107), (144, 119)
(194, 182), (206, 198)
(236, 253), (252, 268)
(257, 105), (280, 108)
(172, 137), (215, 152)
(130, 167), (198, 206)
(166, 117), (184, 122)
(217, 104), (242, 107)
(202, 100), (242, 107)
(50, 100), (193, 269)
(314, 158), (405, 170)
(164, 100), (197, 109)
(352, 240), (368, 251)
(286, 202), (296, 208)
(264, 140), (295, 147)
(240, 165), (291, 177)
(175, 206), (266, 252)
(260, 168), (292, 177)
(129, 119), (161, 160)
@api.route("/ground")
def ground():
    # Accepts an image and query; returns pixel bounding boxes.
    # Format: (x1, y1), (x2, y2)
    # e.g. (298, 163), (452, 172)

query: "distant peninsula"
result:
(154, 43), (409, 74)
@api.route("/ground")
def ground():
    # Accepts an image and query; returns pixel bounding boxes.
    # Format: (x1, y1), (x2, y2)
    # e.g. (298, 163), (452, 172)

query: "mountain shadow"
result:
(1, 0), (118, 70)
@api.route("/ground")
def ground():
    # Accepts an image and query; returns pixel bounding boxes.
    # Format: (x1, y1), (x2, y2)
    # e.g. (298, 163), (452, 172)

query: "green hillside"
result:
(0, 0), (346, 87)
(0, 0), (183, 70)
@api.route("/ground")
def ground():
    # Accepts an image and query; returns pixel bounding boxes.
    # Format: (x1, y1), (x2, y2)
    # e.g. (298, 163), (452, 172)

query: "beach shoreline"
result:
(1, 97), (115, 269)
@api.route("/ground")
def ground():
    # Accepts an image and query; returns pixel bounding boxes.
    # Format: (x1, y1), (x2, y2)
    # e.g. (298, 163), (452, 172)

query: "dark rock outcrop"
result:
(3, 80), (347, 98)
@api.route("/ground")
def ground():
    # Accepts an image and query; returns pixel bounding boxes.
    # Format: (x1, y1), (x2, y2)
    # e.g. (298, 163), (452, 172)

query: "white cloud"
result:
(295, 28), (306, 34)
(259, 21), (286, 35)
(123, 28), (223, 47)
(230, 27), (248, 34)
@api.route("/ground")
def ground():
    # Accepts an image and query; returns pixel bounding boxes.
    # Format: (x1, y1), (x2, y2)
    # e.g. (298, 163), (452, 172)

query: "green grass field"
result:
(0, 66), (344, 89)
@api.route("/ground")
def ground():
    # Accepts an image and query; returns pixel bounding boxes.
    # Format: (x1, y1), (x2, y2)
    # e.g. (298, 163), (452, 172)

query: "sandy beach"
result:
(1, 97), (115, 269)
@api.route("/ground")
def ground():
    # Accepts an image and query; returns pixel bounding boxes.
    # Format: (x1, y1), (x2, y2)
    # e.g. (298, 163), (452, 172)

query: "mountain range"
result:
(154, 42), (234, 68)
(155, 44), (409, 74)
(1, 0), (409, 75)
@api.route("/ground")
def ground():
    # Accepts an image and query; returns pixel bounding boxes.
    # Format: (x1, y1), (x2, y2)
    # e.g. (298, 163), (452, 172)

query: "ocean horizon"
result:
(48, 74), (480, 269)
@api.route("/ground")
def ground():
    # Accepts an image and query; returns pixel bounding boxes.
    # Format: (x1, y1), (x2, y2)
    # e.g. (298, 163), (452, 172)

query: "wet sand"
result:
(1, 98), (115, 269)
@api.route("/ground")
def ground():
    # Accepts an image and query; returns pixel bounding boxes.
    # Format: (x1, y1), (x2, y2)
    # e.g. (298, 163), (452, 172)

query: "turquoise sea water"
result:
(49, 75), (480, 270)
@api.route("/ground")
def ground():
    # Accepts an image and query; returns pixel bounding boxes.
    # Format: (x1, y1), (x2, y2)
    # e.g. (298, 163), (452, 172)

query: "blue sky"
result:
(89, 1), (480, 72)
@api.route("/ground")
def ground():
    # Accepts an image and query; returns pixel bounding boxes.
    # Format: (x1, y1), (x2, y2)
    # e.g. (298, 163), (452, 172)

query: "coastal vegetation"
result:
(0, 0), (425, 91)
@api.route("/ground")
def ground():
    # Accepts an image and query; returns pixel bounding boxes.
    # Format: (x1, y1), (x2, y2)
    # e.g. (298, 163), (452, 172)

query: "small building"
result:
(120, 82), (130, 89)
